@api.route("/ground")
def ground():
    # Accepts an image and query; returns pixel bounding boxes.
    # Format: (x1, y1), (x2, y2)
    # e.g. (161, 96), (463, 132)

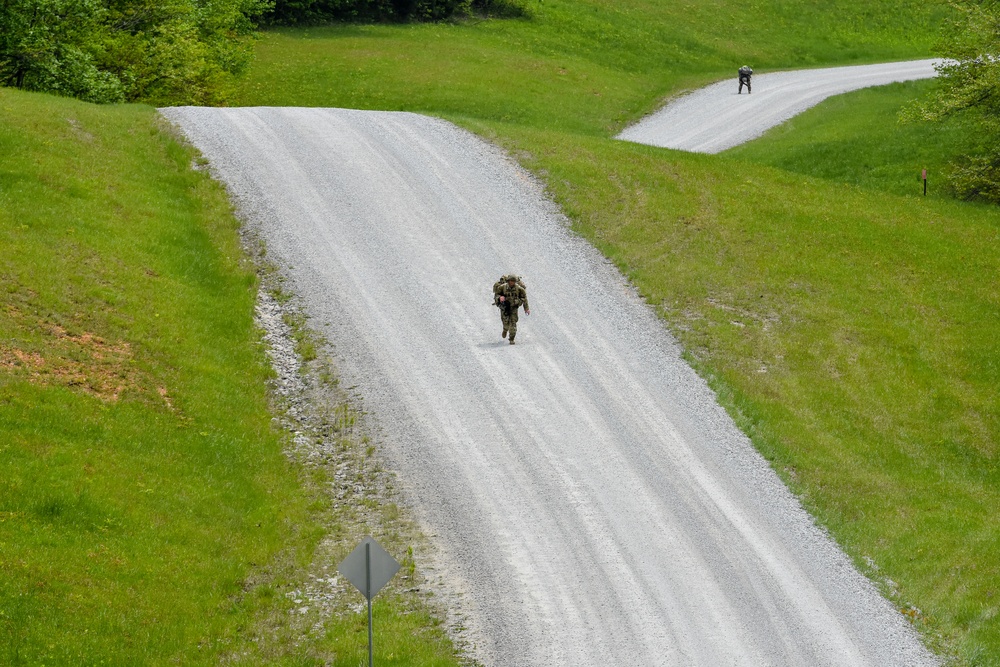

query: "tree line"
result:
(0, 0), (521, 105)
(0, 0), (996, 202)
(0, 0), (268, 105)
(265, 0), (525, 25)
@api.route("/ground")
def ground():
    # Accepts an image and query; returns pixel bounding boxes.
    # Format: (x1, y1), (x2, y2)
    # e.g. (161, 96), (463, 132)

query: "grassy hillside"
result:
(0, 89), (290, 664)
(0, 88), (460, 665)
(232, 1), (999, 664)
(4, 0), (997, 664)
(726, 79), (978, 199)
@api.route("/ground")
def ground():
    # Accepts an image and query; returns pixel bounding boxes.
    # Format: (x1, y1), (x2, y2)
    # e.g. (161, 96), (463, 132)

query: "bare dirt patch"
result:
(0, 309), (141, 402)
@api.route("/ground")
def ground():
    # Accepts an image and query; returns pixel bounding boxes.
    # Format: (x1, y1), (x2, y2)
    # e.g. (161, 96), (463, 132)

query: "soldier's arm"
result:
(521, 287), (530, 314)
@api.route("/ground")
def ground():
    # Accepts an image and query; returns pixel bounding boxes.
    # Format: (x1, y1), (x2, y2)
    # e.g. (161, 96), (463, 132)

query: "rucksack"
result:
(493, 275), (527, 306)
(739, 66), (752, 77)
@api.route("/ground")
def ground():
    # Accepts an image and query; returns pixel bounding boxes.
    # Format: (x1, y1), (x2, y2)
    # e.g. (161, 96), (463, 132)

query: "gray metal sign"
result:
(338, 536), (401, 667)
(338, 536), (400, 600)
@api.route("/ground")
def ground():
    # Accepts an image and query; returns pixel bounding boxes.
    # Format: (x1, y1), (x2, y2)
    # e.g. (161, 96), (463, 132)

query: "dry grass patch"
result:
(1, 307), (141, 402)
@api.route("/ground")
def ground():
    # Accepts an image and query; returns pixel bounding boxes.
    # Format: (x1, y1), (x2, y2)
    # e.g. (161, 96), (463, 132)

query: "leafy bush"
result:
(0, 0), (269, 105)
(912, 0), (1000, 202)
(948, 146), (1000, 201)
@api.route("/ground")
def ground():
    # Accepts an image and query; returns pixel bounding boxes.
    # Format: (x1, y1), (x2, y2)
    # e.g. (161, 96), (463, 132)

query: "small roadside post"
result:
(922, 168), (927, 196)
(338, 536), (401, 667)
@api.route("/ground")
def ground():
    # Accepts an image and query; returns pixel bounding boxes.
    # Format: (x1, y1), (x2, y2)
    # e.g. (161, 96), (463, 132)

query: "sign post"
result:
(338, 536), (400, 667)
(922, 168), (927, 196)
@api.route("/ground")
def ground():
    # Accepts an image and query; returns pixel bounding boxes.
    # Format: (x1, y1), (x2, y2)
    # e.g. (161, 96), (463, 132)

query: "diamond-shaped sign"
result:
(338, 536), (400, 601)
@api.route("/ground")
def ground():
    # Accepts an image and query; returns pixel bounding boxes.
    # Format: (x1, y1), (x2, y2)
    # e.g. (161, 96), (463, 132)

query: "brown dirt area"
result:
(0, 310), (142, 402)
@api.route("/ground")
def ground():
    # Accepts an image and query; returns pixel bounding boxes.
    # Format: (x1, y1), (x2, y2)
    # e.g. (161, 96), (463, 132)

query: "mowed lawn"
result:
(234, 1), (999, 663)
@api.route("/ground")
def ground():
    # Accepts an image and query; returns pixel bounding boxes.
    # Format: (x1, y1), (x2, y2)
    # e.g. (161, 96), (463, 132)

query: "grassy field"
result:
(4, 0), (998, 664)
(231, 1), (999, 664)
(235, 0), (945, 134)
(726, 79), (978, 199)
(0, 88), (460, 665)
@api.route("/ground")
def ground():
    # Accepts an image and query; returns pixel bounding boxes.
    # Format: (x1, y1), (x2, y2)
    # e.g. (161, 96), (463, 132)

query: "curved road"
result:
(162, 106), (937, 666)
(617, 59), (939, 153)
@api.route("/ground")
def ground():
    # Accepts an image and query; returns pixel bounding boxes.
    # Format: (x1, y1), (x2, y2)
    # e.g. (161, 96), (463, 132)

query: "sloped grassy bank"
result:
(725, 79), (979, 200)
(0, 89), (462, 665)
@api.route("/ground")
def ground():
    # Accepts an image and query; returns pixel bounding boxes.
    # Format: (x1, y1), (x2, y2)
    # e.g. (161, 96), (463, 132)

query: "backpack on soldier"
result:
(493, 275), (526, 307)
(738, 65), (752, 78)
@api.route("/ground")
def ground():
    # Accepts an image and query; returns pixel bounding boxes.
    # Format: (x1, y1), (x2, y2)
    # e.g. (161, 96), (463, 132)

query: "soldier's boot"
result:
(509, 338), (516, 345)
(502, 328), (508, 339)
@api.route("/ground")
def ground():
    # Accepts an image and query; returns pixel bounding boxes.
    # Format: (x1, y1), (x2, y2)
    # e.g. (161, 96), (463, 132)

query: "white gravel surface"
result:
(617, 59), (940, 153)
(161, 106), (937, 667)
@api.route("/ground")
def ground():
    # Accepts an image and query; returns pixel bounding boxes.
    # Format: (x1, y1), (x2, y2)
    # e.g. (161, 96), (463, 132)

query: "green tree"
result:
(264, 0), (525, 26)
(917, 0), (1000, 201)
(97, 0), (269, 105)
(0, 0), (269, 105)
(0, 0), (124, 103)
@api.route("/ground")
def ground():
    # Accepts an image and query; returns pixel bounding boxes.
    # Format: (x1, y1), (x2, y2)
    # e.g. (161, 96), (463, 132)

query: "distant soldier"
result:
(738, 65), (753, 94)
(493, 274), (530, 345)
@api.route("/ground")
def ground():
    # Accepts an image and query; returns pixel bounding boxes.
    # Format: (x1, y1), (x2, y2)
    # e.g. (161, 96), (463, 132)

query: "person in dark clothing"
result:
(738, 65), (753, 94)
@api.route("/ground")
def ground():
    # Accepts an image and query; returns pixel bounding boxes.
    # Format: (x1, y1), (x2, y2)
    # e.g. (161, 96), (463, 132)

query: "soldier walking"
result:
(493, 275), (530, 345)
(738, 65), (753, 94)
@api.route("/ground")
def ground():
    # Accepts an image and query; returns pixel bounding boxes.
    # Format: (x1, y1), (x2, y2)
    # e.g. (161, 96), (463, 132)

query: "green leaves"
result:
(0, 0), (122, 102)
(918, 0), (1000, 202)
(264, 0), (524, 26)
(0, 0), (270, 104)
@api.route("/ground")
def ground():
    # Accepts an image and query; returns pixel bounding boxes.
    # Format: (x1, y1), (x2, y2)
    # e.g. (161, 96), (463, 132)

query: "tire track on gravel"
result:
(162, 105), (937, 667)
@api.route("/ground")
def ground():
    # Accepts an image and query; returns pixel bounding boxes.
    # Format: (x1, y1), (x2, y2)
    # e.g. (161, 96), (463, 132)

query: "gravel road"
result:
(617, 59), (940, 153)
(162, 106), (937, 667)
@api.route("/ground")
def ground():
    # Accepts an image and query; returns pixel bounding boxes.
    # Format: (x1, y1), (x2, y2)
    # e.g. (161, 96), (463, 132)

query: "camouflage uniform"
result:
(494, 278), (529, 344)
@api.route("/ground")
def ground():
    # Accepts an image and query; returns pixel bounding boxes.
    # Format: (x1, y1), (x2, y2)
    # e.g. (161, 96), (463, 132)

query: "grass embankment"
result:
(234, 1), (998, 663)
(726, 79), (978, 199)
(0, 88), (460, 665)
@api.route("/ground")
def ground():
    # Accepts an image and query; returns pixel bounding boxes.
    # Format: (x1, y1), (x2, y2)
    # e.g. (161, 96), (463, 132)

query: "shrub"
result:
(911, 0), (1000, 202)
(0, 0), (269, 105)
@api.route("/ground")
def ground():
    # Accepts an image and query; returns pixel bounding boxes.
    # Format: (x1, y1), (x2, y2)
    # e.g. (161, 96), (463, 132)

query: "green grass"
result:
(236, 0), (946, 134)
(0, 88), (460, 665)
(726, 79), (978, 199)
(230, 1), (999, 663)
(6, 0), (999, 663)
(0, 88), (291, 664)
